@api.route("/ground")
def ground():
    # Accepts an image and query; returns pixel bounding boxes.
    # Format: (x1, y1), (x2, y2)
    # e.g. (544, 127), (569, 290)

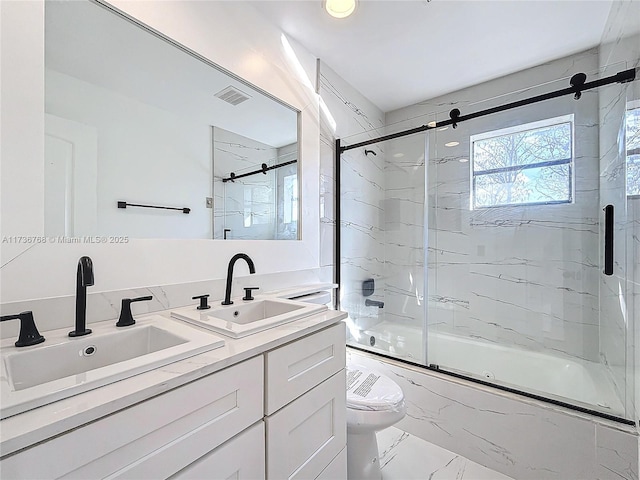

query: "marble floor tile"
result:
(377, 427), (514, 480)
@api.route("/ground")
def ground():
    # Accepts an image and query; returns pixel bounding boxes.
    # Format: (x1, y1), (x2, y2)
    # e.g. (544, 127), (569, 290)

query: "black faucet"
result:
(365, 299), (384, 308)
(221, 253), (255, 305)
(69, 256), (94, 337)
(0, 311), (45, 347)
(116, 296), (153, 327)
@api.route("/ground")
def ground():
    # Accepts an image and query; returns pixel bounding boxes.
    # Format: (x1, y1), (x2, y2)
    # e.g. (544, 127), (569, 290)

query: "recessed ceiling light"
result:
(459, 158), (469, 163)
(393, 153), (404, 158)
(445, 141), (459, 147)
(325, 0), (357, 18)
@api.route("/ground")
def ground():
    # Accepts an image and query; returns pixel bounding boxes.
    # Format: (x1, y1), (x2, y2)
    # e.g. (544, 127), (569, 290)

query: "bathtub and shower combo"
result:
(336, 67), (638, 428)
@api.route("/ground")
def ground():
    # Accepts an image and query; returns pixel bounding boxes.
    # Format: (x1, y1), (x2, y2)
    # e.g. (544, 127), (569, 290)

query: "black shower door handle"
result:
(603, 204), (614, 276)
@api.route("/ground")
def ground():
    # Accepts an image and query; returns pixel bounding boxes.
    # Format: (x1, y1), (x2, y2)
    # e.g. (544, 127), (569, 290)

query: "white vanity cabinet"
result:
(0, 356), (265, 479)
(0, 322), (347, 480)
(265, 322), (347, 480)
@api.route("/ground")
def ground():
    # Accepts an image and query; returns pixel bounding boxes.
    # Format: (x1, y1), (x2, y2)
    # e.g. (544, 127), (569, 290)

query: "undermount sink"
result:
(171, 297), (327, 338)
(0, 315), (225, 419)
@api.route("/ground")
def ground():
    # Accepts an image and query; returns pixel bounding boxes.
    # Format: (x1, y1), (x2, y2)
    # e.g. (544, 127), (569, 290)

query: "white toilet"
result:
(346, 364), (406, 480)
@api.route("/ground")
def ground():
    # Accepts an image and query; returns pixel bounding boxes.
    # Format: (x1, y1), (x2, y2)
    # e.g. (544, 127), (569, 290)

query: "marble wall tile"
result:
(318, 61), (386, 331)
(0, 267), (332, 340)
(595, 423), (639, 480)
(319, 121), (335, 269)
(213, 127), (278, 239)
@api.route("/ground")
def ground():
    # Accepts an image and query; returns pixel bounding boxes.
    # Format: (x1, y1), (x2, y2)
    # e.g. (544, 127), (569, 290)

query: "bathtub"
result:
(350, 321), (625, 416)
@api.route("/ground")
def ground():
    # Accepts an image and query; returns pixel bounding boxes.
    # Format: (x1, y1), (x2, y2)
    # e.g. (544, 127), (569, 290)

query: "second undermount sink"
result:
(171, 297), (327, 338)
(0, 315), (225, 419)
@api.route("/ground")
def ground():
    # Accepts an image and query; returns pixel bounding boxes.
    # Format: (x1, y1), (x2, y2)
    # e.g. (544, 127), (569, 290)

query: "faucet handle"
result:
(192, 294), (210, 310)
(0, 311), (45, 347)
(116, 296), (153, 327)
(242, 287), (259, 301)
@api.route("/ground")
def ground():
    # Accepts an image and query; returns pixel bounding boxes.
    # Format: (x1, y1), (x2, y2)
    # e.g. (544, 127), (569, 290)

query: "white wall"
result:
(47, 70), (212, 239)
(0, 0), (322, 306)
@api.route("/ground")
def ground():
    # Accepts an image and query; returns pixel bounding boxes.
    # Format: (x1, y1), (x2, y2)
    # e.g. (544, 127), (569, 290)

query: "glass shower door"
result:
(426, 72), (632, 419)
(341, 129), (428, 364)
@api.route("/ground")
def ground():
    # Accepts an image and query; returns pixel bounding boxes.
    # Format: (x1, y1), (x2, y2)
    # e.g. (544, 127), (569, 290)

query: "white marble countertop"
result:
(0, 295), (346, 457)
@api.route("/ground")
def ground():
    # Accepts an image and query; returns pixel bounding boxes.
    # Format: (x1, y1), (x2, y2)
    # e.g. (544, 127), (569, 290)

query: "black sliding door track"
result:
(337, 69), (636, 153)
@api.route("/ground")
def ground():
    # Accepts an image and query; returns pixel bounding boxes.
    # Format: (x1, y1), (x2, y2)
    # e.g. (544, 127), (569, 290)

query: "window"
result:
(471, 115), (574, 209)
(627, 105), (640, 197)
(282, 173), (298, 225)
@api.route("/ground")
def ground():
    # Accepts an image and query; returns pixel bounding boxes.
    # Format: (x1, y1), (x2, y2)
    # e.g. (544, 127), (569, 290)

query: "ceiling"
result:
(46, 1), (298, 148)
(249, 0), (614, 112)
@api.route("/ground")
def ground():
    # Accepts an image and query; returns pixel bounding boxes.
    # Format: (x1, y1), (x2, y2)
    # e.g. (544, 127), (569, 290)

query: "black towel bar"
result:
(117, 201), (190, 214)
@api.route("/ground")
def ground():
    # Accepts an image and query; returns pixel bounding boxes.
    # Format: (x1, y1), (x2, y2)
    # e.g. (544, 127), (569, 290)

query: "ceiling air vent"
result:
(214, 86), (251, 106)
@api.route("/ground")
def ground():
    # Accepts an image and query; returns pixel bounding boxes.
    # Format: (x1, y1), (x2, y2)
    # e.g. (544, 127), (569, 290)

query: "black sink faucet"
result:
(221, 253), (255, 305)
(69, 256), (94, 337)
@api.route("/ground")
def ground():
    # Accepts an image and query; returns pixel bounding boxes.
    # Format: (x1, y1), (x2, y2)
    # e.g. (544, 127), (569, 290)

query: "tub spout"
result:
(365, 299), (384, 308)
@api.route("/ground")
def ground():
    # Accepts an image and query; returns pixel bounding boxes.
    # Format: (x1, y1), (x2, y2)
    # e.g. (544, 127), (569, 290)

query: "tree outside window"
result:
(627, 105), (640, 197)
(471, 115), (574, 209)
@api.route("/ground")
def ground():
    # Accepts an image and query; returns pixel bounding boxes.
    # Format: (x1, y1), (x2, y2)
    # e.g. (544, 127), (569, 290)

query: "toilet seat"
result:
(346, 365), (404, 411)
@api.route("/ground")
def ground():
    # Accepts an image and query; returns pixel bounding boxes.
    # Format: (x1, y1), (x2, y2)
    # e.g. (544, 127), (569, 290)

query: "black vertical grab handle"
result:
(603, 204), (614, 276)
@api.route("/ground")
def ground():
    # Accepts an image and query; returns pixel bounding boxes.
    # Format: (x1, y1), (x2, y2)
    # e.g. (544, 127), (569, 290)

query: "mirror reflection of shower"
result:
(213, 126), (299, 240)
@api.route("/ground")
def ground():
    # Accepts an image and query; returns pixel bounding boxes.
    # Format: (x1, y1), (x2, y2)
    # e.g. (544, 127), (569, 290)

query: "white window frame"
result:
(626, 100), (640, 198)
(470, 114), (575, 210)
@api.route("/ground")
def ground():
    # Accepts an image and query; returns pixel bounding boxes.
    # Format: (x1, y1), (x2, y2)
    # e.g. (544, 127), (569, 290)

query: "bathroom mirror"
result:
(44, 0), (299, 240)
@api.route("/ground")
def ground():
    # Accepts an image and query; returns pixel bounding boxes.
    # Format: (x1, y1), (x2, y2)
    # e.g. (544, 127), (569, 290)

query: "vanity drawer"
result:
(1, 356), (263, 479)
(265, 323), (345, 415)
(265, 369), (346, 480)
(171, 421), (265, 480)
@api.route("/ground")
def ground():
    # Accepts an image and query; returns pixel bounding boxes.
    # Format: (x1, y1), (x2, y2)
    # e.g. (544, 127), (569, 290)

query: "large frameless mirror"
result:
(45, 0), (299, 240)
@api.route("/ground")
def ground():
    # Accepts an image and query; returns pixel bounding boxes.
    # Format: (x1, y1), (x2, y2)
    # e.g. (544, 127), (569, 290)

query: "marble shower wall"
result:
(318, 61), (386, 330)
(597, 0), (640, 420)
(212, 127), (277, 240)
(385, 49), (604, 363)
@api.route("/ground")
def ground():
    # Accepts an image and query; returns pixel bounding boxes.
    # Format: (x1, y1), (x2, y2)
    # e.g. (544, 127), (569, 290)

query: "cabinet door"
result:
(265, 323), (345, 415)
(266, 370), (346, 480)
(171, 421), (265, 480)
